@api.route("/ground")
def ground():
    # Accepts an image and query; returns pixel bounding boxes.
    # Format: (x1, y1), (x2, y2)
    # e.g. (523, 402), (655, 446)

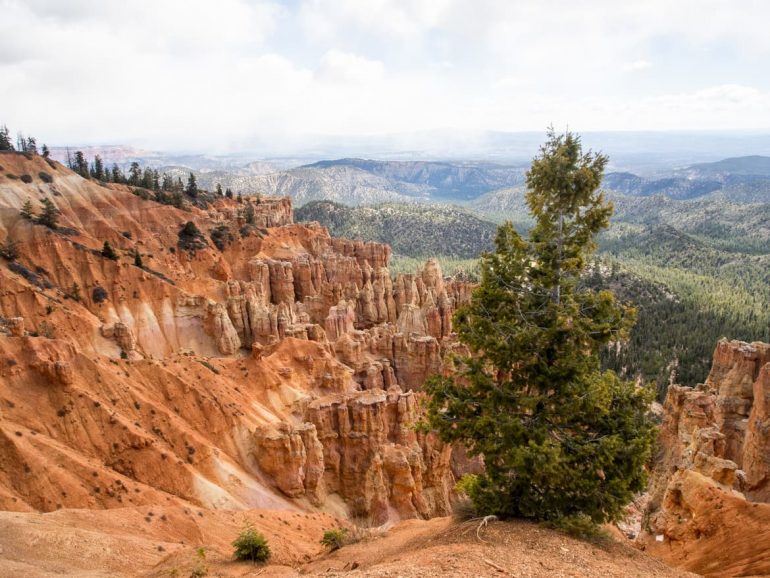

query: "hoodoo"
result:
(0, 152), (469, 521)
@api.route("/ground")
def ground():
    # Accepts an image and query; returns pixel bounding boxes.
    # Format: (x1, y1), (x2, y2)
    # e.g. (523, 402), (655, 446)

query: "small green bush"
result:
(92, 286), (108, 303)
(232, 525), (270, 563)
(20, 174), (33, 183)
(190, 547), (207, 577)
(320, 528), (348, 551)
(38, 172), (53, 183)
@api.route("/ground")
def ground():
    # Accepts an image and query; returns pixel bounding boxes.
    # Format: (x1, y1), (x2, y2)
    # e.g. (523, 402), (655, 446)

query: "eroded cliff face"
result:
(0, 152), (470, 524)
(641, 339), (770, 577)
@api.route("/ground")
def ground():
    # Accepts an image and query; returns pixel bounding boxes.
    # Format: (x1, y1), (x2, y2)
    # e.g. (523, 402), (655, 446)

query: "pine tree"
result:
(73, 151), (89, 178)
(425, 130), (655, 528)
(237, 193), (243, 204)
(244, 202), (256, 224)
(111, 164), (124, 183)
(92, 155), (105, 180)
(225, 187), (233, 199)
(38, 198), (60, 229)
(26, 137), (37, 155)
(185, 172), (198, 198)
(142, 167), (154, 189)
(216, 183), (223, 196)
(20, 199), (35, 220)
(128, 162), (141, 185)
(0, 238), (19, 261)
(101, 241), (118, 260)
(0, 125), (13, 151)
(161, 173), (174, 191)
(133, 250), (143, 268)
(41, 144), (50, 159)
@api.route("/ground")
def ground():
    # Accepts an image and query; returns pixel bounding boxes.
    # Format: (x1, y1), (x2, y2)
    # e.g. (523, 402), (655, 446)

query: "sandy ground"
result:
(0, 508), (695, 577)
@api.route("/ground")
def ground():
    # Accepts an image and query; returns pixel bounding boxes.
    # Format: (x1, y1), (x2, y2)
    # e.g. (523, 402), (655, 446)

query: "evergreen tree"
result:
(185, 172), (198, 198)
(38, 198), (60, 229)
(128, 162), (141, 185)
(92, 155), (105, 180)
(101, 241), (118, 260)
(225, 187), (233, 199)
(0, 238), (19, 261)
(73, 151), (89, 178)
(216, 183), (223, 196)
(244, 202), (256, 224)
(111, 163), (125, 183)
(152, 169), (160, 191)
(237, 192), (243, 204)
(0, 125), (13, 151)
(161, 173), (174, 191)
(26, 137), (37, 155)
(20, 199), (35, 220)
(425, 130), (655, 528)
(16, 132), (26, 152)
(142, 167), (154, 189)
(133, 249), (143, 268)
(41, 144), (50, 159)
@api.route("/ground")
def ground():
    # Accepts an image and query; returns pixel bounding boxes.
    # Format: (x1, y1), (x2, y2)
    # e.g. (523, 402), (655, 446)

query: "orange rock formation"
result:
(0, 152), (469, 524)
(641, 339), (770, 577)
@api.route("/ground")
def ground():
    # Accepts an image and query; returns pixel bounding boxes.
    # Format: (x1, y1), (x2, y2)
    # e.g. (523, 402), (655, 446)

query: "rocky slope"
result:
(640, 339), (770, 576)
(0, 151), (472, 527)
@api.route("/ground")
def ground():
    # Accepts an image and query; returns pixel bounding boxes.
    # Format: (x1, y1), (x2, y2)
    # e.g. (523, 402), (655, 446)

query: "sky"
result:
(2, 0), (770, 152)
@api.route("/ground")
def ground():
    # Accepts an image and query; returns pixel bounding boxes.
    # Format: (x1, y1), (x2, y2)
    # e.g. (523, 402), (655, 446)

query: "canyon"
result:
(0, 152), (471, 525)
(1, 151), (769, 577)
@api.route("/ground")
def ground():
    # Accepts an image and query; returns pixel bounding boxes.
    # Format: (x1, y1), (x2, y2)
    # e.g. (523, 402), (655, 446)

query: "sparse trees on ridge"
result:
(0, 125), (13, 151)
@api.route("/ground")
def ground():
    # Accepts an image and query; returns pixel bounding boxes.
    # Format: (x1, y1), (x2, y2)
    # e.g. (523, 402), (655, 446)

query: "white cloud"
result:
(1, 0), (770, 150)
(622, 60), (653, 72)
(316, 50), (385, 84)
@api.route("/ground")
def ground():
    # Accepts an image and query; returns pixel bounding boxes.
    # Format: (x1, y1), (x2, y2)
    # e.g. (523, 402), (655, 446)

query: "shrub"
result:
(452, 474), (480, 521)
(20, 174), (33, 184)
(178, 221), (207, 252)
(8, 262), (52, 289)
(92, 286), (108, 304)
(101, 241), (118, 261)
(121, 231), (132, 239)
(320, 528), (348, 551)
(38, 172), (53, 183)
(190, 547), (207, 577)
(210, 224), (234, 251)
(0, 238), (19, 261)
(232, 525), (270, 563)
(65, 282), (82, 302)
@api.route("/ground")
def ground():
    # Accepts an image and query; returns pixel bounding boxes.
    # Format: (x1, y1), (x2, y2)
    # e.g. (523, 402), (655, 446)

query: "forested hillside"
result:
(300, 181), (770, 392)
(296, 200), (498, 258)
